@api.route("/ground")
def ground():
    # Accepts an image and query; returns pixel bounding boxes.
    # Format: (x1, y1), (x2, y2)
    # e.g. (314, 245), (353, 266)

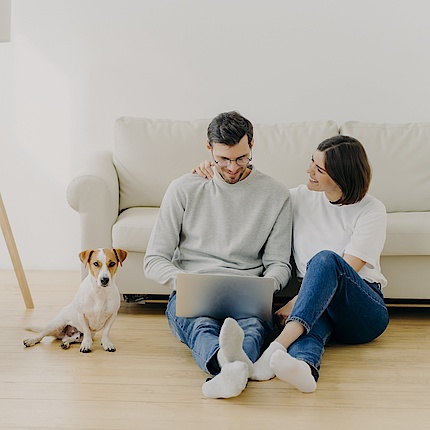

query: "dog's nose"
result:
(100, 277), (110, 286)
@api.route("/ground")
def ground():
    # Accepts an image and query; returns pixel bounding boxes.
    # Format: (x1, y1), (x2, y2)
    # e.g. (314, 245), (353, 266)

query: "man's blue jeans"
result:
(166, 291), (273, 376)
(287, 250), (389, 380)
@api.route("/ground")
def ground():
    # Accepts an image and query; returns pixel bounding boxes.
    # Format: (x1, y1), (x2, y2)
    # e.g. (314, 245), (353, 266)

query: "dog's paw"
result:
(80, 339), (92, 353)
(61, 342), (70, 350)
(23, 338), (36, 347)
(102, 341), (116, 352)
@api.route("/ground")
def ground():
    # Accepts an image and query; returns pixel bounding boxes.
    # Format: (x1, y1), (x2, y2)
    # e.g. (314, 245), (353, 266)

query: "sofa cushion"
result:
(114, 117), (210, 211)
(113, 204), (430, 257)
(340, 121), (430, 213)
(112, 207), (159, 252)
(383, 212), (430, 256)
(113, 209), (430, 257)
(253, 120), (339, 189)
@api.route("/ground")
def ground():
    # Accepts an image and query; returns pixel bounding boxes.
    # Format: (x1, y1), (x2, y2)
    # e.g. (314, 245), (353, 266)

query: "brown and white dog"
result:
(23, 248), (128, 353)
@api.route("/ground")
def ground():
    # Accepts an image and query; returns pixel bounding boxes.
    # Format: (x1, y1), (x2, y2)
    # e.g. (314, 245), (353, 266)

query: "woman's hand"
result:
(275, 295), (298, 327)
(192, 161), (214, 179)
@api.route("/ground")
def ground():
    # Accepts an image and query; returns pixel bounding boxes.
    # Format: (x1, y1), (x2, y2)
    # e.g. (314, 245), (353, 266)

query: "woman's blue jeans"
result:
(166, 291), (273, 376)
(287, 250), (389, 380)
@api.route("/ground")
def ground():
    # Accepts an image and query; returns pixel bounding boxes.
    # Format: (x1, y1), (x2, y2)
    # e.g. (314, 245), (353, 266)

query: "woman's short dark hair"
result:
(207, 111), (253, 147)
(318, 135), (372, 205)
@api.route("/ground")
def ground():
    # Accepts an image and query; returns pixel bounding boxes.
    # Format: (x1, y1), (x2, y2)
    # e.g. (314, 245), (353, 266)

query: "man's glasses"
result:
(211, 149), (253, 167)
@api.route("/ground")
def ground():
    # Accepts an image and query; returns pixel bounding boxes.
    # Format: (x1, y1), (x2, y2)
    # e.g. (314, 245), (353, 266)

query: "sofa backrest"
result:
(114, 117), (340, 211)
(340, 121), (430, 213)
(114, 117), (429, 214)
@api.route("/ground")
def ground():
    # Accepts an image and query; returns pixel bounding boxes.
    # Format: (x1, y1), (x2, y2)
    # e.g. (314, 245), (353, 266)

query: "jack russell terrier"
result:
(23, 248), (128, 353)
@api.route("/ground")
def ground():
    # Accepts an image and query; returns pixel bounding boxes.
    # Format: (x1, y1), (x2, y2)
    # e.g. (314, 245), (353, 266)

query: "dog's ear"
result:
(79, 250), (94, 267)
(113, 248), (128, 266)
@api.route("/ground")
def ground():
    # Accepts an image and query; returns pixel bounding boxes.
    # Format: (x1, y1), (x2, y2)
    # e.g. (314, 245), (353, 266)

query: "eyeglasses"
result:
(211, 149), (253, 167)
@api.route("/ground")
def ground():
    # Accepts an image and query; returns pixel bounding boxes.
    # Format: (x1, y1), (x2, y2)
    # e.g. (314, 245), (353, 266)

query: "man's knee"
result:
(237, 317), (271, 338)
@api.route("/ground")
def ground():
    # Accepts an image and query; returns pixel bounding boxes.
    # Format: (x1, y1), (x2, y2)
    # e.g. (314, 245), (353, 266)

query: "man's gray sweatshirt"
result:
(144, 167), (292, 292)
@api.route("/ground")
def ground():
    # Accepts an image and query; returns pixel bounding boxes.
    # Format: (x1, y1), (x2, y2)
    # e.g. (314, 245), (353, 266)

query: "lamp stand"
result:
(0, 193), (34, 308)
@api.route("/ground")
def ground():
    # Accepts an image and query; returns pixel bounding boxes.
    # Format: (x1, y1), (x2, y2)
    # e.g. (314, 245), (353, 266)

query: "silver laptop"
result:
(175, 273), (275, 322)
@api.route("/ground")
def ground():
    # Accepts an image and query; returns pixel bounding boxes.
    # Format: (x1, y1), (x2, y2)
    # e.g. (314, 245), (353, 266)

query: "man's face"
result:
(208, 135), (253, 184)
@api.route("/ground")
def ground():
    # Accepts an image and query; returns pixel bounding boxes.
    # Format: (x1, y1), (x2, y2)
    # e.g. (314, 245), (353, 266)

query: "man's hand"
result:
(192, 161), (214, 179)
(275, 295), (298, 327)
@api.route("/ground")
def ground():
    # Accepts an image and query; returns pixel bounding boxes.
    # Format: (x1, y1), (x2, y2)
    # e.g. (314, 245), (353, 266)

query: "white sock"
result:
(202, 361), (248, 399)
(217, 317), (254, 377)
(270, 350), (317, 393)
(250, 341), (286, 381)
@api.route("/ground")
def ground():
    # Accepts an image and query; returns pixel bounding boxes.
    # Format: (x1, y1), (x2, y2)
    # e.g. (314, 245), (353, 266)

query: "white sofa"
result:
(67, 117), (430, 302)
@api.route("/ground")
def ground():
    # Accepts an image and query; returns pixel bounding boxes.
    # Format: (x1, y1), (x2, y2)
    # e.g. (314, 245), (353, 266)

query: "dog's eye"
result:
(109, 262), (116, 267)
(93, 262), (99, 267)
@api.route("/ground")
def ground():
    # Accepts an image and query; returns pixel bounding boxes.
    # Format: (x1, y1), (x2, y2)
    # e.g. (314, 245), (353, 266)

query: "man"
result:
(144, 111), (292, 398)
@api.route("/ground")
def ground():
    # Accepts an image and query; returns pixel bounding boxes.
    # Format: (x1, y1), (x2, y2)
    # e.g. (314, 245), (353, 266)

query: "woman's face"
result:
(306, 150), (342, 201)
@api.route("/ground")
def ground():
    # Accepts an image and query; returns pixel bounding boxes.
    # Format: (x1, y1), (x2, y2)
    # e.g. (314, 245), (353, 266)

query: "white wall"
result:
(1, 0), (430, 270)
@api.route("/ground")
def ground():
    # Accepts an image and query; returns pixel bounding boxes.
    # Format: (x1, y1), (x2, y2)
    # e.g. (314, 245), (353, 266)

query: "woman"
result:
(192, 135), (389, 393)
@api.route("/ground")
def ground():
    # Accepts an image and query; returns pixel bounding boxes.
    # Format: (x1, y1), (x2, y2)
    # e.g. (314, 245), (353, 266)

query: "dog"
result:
(23, 248), (128, 353)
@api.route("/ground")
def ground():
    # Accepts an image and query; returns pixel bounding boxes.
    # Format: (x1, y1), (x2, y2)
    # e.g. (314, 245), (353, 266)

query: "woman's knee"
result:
(307, 250), (342, 269)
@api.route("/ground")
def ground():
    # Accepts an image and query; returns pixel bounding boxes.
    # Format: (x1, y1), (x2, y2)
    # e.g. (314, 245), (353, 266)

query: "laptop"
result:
(175, 273), (275, 322)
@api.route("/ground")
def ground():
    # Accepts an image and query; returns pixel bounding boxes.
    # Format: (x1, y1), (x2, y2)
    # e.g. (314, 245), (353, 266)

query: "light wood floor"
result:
(2, 270), (430, 430)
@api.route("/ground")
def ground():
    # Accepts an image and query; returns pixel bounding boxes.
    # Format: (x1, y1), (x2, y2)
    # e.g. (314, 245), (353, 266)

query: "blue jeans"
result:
(166, 291), (273, 376)
(287, 250), (389, 381)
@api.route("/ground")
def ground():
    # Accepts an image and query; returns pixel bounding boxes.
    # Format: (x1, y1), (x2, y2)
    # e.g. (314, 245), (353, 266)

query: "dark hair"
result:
(207, 111), (253, 147)
(317, 135), (371, 205)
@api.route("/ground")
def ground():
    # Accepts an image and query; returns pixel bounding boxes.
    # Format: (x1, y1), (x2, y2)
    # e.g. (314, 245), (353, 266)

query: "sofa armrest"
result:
(67, 150), (119, 251)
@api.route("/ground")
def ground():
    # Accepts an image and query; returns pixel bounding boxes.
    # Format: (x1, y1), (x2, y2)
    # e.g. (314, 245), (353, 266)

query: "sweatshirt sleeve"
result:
(143, 180), (186, 290)
(262, 191), (293, 293)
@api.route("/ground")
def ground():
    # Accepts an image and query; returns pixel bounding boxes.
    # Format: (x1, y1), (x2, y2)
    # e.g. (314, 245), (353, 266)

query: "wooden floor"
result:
(2, 270), (430, 430)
